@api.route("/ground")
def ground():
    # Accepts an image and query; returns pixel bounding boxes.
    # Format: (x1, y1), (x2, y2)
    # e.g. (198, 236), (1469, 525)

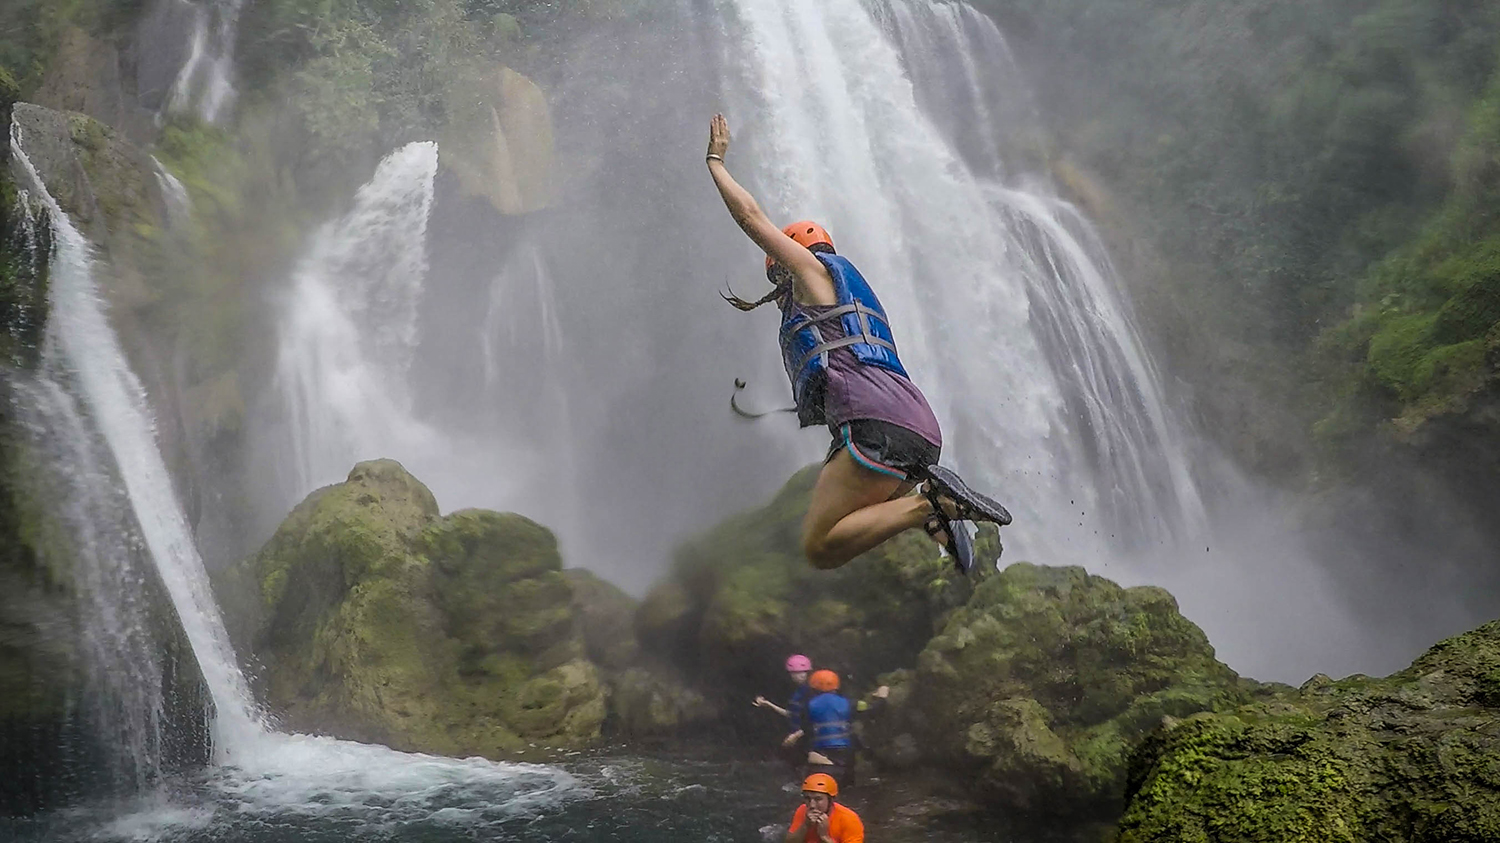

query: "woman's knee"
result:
(800, 530), (850, 570)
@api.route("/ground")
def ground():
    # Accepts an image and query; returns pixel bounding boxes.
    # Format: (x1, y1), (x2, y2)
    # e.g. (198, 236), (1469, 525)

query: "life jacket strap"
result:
(785, 302), (899, 376)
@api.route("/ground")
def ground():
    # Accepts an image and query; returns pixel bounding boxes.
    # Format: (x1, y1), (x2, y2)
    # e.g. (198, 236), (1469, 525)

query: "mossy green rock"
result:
(868, 563), (1246, 817)
(562, 568), (718, 737)
(636, 466), (981, 728)
(565, 568), (641, 671)
(219, 459), (606, 756)
(1118, 621), (1500, 843)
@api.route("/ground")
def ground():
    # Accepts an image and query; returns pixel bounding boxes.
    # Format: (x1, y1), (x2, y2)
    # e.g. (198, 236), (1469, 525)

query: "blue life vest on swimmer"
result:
(778, 253), (909, 424)
(806, 692), (852, 750)
(787, 685), (812, 732)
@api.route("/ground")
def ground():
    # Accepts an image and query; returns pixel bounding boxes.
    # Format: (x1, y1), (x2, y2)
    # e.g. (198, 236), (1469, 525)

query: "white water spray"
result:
(277, 142), (441, 495)
(151, 156), (192, 229)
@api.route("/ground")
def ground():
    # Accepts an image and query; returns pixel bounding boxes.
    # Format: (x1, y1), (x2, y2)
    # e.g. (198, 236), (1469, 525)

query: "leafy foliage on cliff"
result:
(0, 0), (143, 95)
(978, 0), (1500, 472)
(1316, 66), (1500, 440)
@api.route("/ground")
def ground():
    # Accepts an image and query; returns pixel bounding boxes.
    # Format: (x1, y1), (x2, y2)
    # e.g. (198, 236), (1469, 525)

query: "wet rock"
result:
(440, 65), (554, 215)
(567, 567), (642, 671)
(32, 27), (158, 146)
(1118, 620), (1500, 842)
(217, 459), (607, 756)
(865, 562), (1247, 818)
(564, 567), (718, 737)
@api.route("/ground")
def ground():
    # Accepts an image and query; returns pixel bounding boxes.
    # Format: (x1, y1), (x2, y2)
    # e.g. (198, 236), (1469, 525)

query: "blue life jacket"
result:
(778, 253), (909, 424)
(787, 685), (811, 732)
(806, 691), (852, 750)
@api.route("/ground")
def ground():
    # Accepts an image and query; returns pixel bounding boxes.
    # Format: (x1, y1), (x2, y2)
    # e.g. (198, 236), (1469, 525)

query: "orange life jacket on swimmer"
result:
(778, 253), (909, 423)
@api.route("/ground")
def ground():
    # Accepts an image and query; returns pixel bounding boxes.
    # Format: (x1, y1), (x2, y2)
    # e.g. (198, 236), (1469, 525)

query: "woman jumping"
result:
(705, 114), (1010, 572)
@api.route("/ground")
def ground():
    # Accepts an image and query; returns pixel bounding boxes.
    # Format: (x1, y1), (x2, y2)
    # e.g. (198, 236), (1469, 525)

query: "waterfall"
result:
(276, 142), (440, 496)
(716, 0), (1205, 561)
(151, 156), (192, 229)
(10, 133), (266, 757)
(166, 0), (245, 123)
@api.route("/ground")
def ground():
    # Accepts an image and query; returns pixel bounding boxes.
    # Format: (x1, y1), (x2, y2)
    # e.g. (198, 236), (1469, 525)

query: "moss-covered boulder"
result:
(563, 567), (717, 738)
(440, 64), (554, 215)
(217, 459), (607, 756)
(636, 465), (984, 738)
(864, 563), (1248, 818)
(1118, 620), (1500, 843)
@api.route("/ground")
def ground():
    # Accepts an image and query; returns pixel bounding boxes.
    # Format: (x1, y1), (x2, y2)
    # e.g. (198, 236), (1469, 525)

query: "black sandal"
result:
(923, 464), (1013, 526)
(923, 513), (974, 573)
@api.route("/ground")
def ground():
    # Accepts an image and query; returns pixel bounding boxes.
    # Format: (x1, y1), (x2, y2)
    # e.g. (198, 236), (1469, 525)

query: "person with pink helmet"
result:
(755, 654), (814, 759)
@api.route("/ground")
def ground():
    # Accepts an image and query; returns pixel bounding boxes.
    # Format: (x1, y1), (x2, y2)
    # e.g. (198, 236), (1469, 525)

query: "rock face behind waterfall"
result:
(217, 460), (608, 755)
(864, 563), (1250, 818)
(1118, 622), (1500, 842)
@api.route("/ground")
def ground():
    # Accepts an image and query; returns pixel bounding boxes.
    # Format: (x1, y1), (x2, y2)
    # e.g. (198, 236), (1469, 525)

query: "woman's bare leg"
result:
(800, 450), (941, 569)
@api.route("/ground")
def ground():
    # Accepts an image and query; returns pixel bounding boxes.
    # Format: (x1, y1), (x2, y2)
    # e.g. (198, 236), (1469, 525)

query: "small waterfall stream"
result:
(276, 142), (441, 497)
(11, 133), (265, 755)
(166, 0), (246, 123)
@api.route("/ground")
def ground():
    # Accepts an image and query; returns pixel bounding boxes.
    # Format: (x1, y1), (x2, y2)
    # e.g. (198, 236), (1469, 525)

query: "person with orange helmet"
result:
(786, 773), (864, 843)
(705, 113), (1012, 574)
(799, 669), (855, 787)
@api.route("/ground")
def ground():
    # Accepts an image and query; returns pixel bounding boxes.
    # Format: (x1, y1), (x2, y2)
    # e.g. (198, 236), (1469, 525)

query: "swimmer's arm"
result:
(754, 695), (790, 717)
(707, 114), (835, 304)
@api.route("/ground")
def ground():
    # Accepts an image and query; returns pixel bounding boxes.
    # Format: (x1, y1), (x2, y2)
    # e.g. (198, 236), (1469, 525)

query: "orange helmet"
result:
(766, 220), (835, 270)
(809, 669), (840, 693)
(802, 773), (839, 797)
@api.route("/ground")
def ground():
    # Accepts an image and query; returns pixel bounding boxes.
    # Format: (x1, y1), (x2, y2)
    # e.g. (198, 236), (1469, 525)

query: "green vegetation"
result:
(236, 0), (523, 188)
(0, 0), (142, 95)
(978, 0), (1500, 475)
(1316, 68), (1500, 436)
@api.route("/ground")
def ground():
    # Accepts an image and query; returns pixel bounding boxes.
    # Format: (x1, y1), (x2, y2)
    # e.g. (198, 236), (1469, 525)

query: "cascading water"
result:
(11, 134), (264, 755)
(276, 142), (442, 497)
(166, 0), (245, 123)
(9, 373), (171, 792)
(151, 156), (192, 229)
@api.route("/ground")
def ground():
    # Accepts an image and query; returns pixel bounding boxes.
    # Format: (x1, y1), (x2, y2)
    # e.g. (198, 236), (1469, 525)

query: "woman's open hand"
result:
(708, 113), (731, 160)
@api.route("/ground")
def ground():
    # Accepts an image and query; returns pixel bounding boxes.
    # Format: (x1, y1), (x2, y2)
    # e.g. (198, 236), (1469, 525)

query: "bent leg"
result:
(801, 450), (933, 569)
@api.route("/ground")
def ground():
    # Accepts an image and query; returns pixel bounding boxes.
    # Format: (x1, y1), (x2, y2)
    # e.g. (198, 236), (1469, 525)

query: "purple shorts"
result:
(825, 419), (941, 482)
